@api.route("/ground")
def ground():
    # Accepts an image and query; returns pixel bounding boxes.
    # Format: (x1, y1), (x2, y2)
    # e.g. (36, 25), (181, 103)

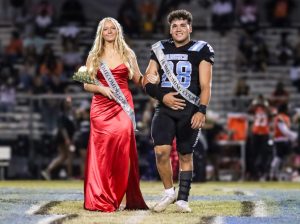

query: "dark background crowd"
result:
(0, 0), (300, 182)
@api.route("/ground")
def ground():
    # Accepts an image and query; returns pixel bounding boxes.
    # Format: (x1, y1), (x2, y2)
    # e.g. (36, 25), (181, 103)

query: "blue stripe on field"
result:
(224, 216), (300, 224)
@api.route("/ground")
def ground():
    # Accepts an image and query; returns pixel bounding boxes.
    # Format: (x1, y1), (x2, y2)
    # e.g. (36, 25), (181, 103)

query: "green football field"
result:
(1, 181), (300, 224)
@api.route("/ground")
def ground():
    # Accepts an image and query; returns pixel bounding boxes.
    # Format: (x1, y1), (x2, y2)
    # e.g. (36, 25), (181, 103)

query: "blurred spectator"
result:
(41, 97), (76, 180)
(236, 30), (253, 71)
(274, 32), (294, 65)
(31, 75), (47, 95)
(137, 98), (158, 180)
(293, 109), (300, 153)
(14, 6), (32, 32)
(58, 22), (80, 46)
(23, 28), (46, 56)
(34, 8), (53, 36)
(234, 76), (250, 97)
(293, 31), (300, 63)
(0, 0), (10, 21)
(289, 61), (300, 92)
(232, 77), (250, 111)
(61, 41), (82, 78)
(236, 30), (269, 71)
(247, 94), (271, 180)
(118, 0), (140, 37)
(139, 0), (157, 36)
(49, 76), (66, 94)
(204, 111), (224, 181)
(40, 92), (60, 133)
(269, 104), (297, 180)
(0, 49), (19, 91)
(211, 0), (235, 35)
(39, 43), (54, 63)
(270, 81), (289, 108)
(237, 0), (258, 33)
(0, 48), (4, 81)
(59, 0), (85, 25)
(32, 0), (54, 18)
(18, 46), (38, 91)
(0, 77), (16, 113)
(0, 55), (15, 81)
(0, 40), (3, 56)
(266, 0), (295, 27)
(155, 0), (173, 33)
(5, 31), (23, 62)
(8, 0), (26, 23)
(251, 32), (269, 71)
(39, 45), (64, 83)
(138, 98), (156, 136)
(198, 0), (212, 8)
(74, 104), (90, 179)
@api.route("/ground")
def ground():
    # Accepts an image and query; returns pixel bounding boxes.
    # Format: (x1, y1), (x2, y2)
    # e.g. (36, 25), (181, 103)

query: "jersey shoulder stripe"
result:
(188, 40), (207, 52)
(160, 39), (173, 49)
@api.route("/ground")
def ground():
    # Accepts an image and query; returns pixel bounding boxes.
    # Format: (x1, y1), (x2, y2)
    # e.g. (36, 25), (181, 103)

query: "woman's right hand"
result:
(99, 86), (116, 100)
(146, 73), (160, 84)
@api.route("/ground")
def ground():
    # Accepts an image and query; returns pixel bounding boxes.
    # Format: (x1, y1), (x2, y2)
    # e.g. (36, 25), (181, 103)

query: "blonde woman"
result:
(83, 17), (149, 212)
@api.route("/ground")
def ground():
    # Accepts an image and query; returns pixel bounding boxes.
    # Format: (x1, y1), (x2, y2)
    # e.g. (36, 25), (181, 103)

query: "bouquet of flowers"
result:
(72, 66), (97, 84)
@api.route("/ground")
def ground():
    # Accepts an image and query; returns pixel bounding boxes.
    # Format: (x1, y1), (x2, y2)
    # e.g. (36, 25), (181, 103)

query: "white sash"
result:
(98, 61), (137, 130)
(152, 41), (200, 106)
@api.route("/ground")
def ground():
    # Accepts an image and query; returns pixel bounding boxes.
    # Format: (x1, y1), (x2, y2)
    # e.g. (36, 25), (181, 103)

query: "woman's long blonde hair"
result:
(88, 17), (134, 79)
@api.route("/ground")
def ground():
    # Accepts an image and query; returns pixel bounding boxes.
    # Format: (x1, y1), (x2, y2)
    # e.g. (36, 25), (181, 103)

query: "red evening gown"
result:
(84, 64), (148, 212)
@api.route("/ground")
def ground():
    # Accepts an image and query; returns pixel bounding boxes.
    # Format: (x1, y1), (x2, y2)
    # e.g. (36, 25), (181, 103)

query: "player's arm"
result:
(143, 60), (186, 110)
(191, 60), (212, 129)
(199, 60), (212, 106)
(83, 55), (115, 100)
(143, 59), (160, 86)
(130, 51), (159, 86)
(143, 59), (165, 101)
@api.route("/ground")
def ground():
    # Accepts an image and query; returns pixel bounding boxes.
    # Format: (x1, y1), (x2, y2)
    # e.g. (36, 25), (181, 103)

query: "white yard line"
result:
(242, 191), (268, 217)
(25, 202), (49, 215)
(37, 215), (67, 224)
(253, 200), (268, 217)
(219, 188), (268, 218)
(26, 201), (69, 224)
(243, 191), (254, 196)
(211, 216), (225, 224)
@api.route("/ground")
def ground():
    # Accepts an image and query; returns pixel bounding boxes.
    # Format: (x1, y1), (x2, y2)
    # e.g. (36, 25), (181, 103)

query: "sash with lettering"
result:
(152, 41), (200, 106)
(99, 61), (137, 130)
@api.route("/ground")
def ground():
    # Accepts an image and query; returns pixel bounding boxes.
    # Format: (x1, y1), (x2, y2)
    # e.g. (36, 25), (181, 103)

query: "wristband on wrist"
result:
(144, 82), (166, 102)
(198, 104), (207, 115)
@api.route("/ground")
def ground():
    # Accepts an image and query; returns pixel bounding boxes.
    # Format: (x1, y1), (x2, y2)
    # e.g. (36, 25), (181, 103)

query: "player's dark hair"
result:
(167, 9), (193, 25)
